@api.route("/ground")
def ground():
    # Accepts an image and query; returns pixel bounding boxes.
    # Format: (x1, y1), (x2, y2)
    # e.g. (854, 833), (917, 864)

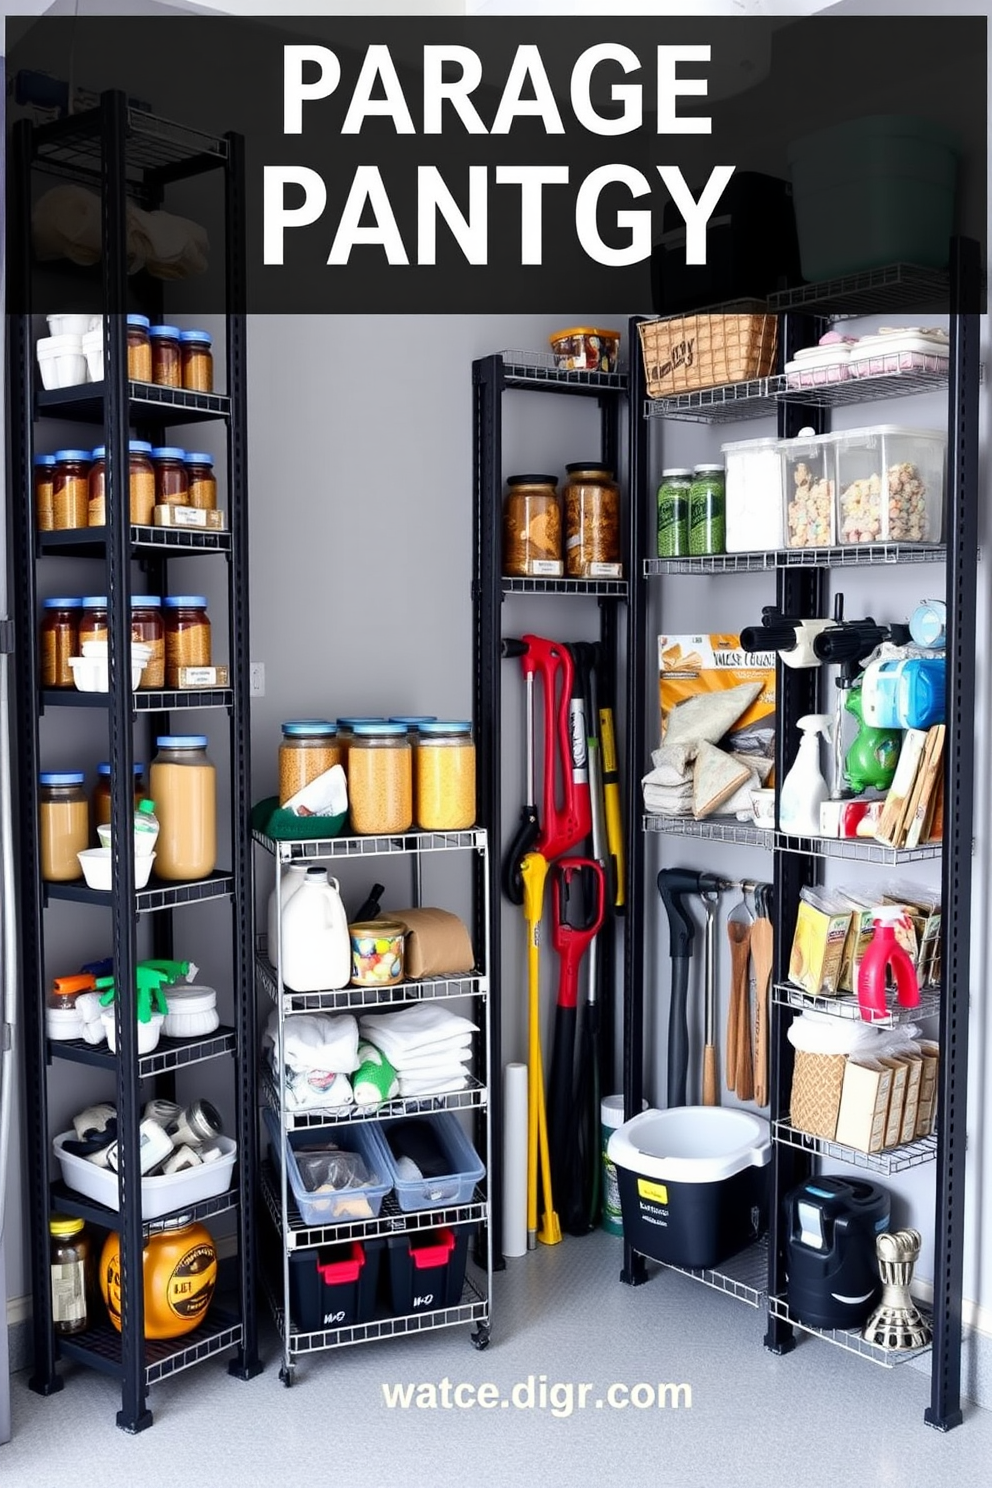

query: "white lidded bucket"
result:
(36, 333), (87, 390)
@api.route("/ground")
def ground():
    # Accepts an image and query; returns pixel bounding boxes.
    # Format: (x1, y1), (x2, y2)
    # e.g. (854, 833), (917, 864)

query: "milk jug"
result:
(280, 867), (351, 992)
(266, 862), (309, 965)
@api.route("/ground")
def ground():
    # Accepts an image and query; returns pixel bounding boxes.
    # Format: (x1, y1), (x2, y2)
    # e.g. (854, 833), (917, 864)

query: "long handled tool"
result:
(657, 869), (726, 1107)
(501, 638), (540, 905)
(751, 883), (774, 1107)
(521, 851), (561, 1248)
(700, 889), (720, 1106)
(726, 886), (755, 1101)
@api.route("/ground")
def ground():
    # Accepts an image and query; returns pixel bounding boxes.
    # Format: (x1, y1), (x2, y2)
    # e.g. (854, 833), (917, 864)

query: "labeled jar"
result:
(34, 453), (57, 532)
(503, 475), (562, 578)
(92, 761), (146, 838)
(689, 465), (726, 556)
(86, 441), (156, 526)
(79, 596), (108, 649)
(164, 596), (211, 686)
(150, 324), (182, 388)
(348, 723), (412, 835)
(131, 596), (165, 689)
(181, 330), (214, 392)
(656, 468), (692, 558)
(416, 721), (476, 830)
(279, 721), (342, 806)
(151, 447), (189, 508)
(40, 597), (82, 688)
(126, 314), (152, 382)
(149, 735), (217, 881)
(52, 449), (91, 531)
(50, 1215), (93, 1336)
(184, 452), (218, 511)
(563, 463), (621, 577)
(39, 771), (89, 881)
(101, 1220), (217, 1340)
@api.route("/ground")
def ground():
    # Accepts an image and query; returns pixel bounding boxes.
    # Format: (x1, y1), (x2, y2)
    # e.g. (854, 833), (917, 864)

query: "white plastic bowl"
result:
(81, 326), (104, 382)
(100, 1008), (165, 1055)
(77, 847), (155, 891)
(36, 333), (87, 390)
(46, 1007), (86, 1042)
(46, 313), (98, 338)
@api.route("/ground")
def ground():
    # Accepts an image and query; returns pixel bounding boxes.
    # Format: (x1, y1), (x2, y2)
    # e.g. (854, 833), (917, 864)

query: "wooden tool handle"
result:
(726, 921), (751, 1093)
(750, 918), (774, 1108)
(702, 1043), (718, 1106)
(735, 978), (754, 1102)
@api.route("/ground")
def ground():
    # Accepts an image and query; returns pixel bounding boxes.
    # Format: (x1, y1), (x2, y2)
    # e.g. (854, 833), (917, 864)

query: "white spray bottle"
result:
(779, 713), (833, 837)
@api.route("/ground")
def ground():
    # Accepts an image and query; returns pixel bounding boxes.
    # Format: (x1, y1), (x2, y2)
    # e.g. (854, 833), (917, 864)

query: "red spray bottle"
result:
(857, 906), (920, 1022)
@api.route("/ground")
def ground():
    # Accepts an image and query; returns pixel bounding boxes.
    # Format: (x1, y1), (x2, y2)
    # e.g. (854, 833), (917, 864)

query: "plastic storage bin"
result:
(722, 435), (784, 551)
(53, 1131), (237, 1219)
(782, 429), (836, 548)
(787, 115), (959, 283)
(608, 1107), (771, 1269)
(264, 1108), (392, 1226)
(289, 1238), (384, 1332)
(386, 1226), (472, 1315)
(832, 426), (946, 545)
(849, 330), (950, 381)
(378, 1113), (485, 1212)
(784, 344), (853, 388)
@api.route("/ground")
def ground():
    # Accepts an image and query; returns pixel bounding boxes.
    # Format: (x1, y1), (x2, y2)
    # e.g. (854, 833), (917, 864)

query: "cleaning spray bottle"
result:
(779, 713), (832, 837)
(857, 906), (920, 1021)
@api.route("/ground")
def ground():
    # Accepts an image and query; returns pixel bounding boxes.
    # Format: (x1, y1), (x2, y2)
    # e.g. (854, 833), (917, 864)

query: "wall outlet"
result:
(250, 662), (265, 697)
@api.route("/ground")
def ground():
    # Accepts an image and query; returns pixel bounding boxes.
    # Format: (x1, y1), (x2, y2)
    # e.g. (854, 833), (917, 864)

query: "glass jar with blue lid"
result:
(34, 453), (57, 531)
(150, 447), (189, 508)
(150, 735), (216, 881)
(39, 771), (88, 881)
(416, 722), (476, 830)
(180, 330), (213, 392)
(149, 325), (182, 388)
(279, 721), (342, 806)
(348, 723), (412, 835)
(126, 314), (152, 382)
(336, 716), (387, 766)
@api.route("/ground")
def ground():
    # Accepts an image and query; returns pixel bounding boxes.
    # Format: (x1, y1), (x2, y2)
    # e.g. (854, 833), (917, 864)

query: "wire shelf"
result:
(773, 1121), (938, 1174)
(38, 525), (232, 556)
(36, 381), (230, 426)
(502, 576), (628, 598)
(49, 1026), (236, 1074)
(778, 366), (950, 407)
(255, 947), (486, 1013)
(499, 350), (627, 395)
(44, 870), (236, 913)
(643, 815), (770, 848)
(768, 1294), (934, 1368)
(253, 827), (487, 862)
(644, 378), (780, 424)
(57, 1309), (242, 1386)
(32, 104), (228, 185)
(775, 833), (941, 864)
(49, 1179), (239, 1238)
(657, 1236), (768, 1309)
(261, 1162), (488, 1249)
(768, 264), (953, 318)
(41, 687), (233, 712)
(645, 552), (778, 575)
(645, 544), (946, 574)
(773, 983), (941, 1027)
(260, 1066), (487, 1131)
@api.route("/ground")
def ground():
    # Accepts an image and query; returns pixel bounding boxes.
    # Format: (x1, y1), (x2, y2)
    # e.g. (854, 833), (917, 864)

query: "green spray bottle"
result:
(844, 682), (902, 794)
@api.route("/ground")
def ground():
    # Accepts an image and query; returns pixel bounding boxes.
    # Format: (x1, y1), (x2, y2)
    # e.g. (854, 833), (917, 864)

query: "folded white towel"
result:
(265, 1010), (360, 1075)
(359, 1004), (478, 1057)
(397, 1072), (469, 1097)
(382, 1047), (474, 1074)
(365, 1034), (473, 1068)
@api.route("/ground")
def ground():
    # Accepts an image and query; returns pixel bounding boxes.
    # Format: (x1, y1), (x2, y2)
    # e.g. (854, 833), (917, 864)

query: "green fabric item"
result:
(251, 795), (347, 842)
(353, 1040), (399, 1106)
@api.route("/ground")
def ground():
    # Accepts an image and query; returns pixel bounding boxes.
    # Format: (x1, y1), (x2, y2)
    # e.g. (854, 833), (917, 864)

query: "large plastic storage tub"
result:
(781, 429), (836, 548)
(832, 425), (946, 545)
(386, 1226), (472, 1315)
(721, 435), (784, 551)
(787, 115), (959, 283)
(377, 1112), (485, 1212)
(53, 1131), (237, 1220)
(608, 1107), (770, 1269)
(289, 1238), (384, 1332)
(264, 1108), (392, 1226)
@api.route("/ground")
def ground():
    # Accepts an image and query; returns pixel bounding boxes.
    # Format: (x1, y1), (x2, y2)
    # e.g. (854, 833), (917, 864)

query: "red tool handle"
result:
(551, 858), (607, 1009)
(522, 635), (591, 863)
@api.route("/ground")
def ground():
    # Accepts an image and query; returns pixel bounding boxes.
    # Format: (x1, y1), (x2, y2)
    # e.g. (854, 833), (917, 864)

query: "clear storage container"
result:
(415, 721), (476, 830)
(782, 429), (836, 548)
(131, 596), (165, 689)
(163, 595), (211, 686)
(79, 596), (108, 649)
(336, 717), (387, 771)
(52, 449), (91, 530)
(151, 447), (189, 508)
(832, 425), (946, 545)
(563, 463), (622, 578)
(40, 597), (81, 688)
(34, 453), (56, 532)
(149, 324), (182, 387)
(149, 734), (216, 881)
(722, 436), (785, 552)
(503, 475), (562, 578)
(184, 452), (218, 510)
(87, 441), (156, 526)
(279, 721), (342, 806)
(263, 1109), (393, 1227)
(181, 330), (214, 392)
(656, 469), (691, 558)
(348, 723), (412, 835)
(39, 771), (89, 881)
(126, 314), (152, 382)
(378, 1113), (485, 1212)
(688, 465), (726, 556)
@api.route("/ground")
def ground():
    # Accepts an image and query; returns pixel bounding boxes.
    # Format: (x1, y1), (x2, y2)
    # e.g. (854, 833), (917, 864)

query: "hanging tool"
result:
(547, 856), (606, 1225)
(700, 889), (720, 1106)
(657, 869), (726, 1108)
(751, 883), (774, 1107)
(598, 694), (626, 911)
(520, 851), (561, 1248)
(501, 638), (540, 904)
(726, 886), (754, 1101)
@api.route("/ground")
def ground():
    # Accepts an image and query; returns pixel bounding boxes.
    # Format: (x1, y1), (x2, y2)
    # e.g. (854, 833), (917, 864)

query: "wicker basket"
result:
(639, 311), (778, 398)
(789, 1050), (847, 1141)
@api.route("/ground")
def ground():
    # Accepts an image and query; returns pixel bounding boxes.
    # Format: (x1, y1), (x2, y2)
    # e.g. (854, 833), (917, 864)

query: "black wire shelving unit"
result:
(8, 91), (261, 1432)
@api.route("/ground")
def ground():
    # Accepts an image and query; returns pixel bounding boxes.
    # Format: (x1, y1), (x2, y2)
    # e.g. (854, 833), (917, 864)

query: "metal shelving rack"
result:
(623, 241), (980, 1429)
(8, 91), (261, 1432)
(252, 827), (492, 1385)
(472, 350), (631, 1261)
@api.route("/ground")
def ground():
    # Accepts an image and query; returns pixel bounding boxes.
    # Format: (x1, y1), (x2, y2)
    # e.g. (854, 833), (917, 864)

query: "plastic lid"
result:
(184, 451), (214, 465)
(305, 866), (328, 880)
(126, 314), (151, 329)
(692, 464), (725, 474)
(388, 716), (438, 728)
(137, 799), (157, 816)
(659, 468), (693, 478)
(39, 771), (85, 786)
(566, 462), (612, 474)
(155, 735), (208, 748)
(419, 720), (472, 735)
(281, 720), (337, 736)
(163, 596), (208, 608)
(131, 596), (161, 607)
(180, 329), (213, 345)
(49, 1215), (85, 1238)
(550, 326), (620, 339)
(81, 596), (108, 609)
(506, 474), (558, 486)
(34, 454), (57, 467)
(352, 722), (407, 737)
(163, 984), (216, 1010)
(43, 597), (82, 609)
(54, 449), (92, 462)
(337, 716), (386, 727)
(97, 762), (145, 776)
(91, 447), (106, 460)
(150, 447), (187, 461)
(149, 324), (181, 337)
(90, 442), (152, 457)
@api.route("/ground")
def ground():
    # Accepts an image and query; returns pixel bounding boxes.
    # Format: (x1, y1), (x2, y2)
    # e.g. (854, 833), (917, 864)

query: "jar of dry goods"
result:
(92, 760), (146, 837)
(50, 1215), (94, 1336)
(416, 721), (476, 830)
(150, 324), (182, 387)
(656, 468), (692, 558)
(279, 721), (342, 806)
(87, 440), (156, 526)
(126, 314), (152, 382)
(336, 717), (387, 771)
(149, 735), (216, 881)
(39, 770), (89, 881)
(131, 596), (165, 689)
(688, 465), (726, 557)
(503, 474), (562, 578)
(180, 330), (214, 392)
(151, 447), (189, 508)
(184, 452), (218, 511)
(348, 723), (412, 835)
(52, 449), (91, 531)
(35, 453), (57, 532)
(40, 597), (81, 688)
(563, 463), (621, 578)
(79, 596), (108, 649)
(163, 596), (211, 687)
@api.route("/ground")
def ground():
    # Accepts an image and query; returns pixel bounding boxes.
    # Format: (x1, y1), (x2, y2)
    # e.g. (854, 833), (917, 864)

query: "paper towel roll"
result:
(503, 1062), (528, 1258)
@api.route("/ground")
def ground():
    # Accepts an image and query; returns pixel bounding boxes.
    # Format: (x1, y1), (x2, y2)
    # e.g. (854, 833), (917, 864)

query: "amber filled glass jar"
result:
(52, 449), (91, 531)
(150, 324), (182, 387)
(163, 596), (211, 686)
(35, 453), (57, 532)
(132, 596), (165, 689)
(39, 771), (89, 881)
(563, 463), (621, 578)
(503, 474), (562, 578)
(150, 735), (216, 880)
(87, 440), (156, 526)
(92, 760), (146, 838)
(127, 314), (152, 382)
(336, 717), (386, 771)
(40, 597), (81, 688)
(416, 721), (476, 830)
(101, 1219), (217, 1340)
(348, 723), (412, 834)
(279, 721), (342, 806)
(181, 330), (214, 392)
(79, 597), (108, 650)
(50, 1215), (94, 1336)
(151, 447), (189, 508)
(184, 452), (218, 511)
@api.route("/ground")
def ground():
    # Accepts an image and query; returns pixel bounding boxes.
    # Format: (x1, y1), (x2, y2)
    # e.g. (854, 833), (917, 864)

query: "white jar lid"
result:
(164, 985), (217, 1013)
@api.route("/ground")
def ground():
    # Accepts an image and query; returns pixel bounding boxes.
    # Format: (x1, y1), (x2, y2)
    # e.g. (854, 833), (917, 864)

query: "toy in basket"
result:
(639, 309), (778, 398)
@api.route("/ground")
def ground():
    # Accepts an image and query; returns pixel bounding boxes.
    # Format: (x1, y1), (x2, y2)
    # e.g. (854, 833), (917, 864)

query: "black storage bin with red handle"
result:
(386, 1226), (472, 1315)
(289, 1237), (384, 1332)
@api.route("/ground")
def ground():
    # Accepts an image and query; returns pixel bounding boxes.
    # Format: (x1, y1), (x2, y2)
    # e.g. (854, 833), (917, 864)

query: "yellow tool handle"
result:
(520, 853), (561, 1248)
(598, 707), (626, 909)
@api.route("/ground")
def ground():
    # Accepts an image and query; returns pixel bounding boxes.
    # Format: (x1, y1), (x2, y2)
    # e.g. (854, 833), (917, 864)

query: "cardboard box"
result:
(789, 1050), (847, 1140)
(916, 1040), (940, 1136)
(899, 1054), (924, 1145)
(879, 1057), (909, 1148)
(834, 1058), (894, 1154)
(788, 898), (852, 997)
(153, 505), (227, 531)
(836, 896), (875, 995)
(177, 666), (230, 688)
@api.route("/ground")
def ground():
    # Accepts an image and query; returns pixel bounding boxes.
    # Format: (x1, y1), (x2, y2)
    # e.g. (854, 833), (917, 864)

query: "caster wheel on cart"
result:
(471, 1325), (491, 1351)
(280, 1365), (296, 1388)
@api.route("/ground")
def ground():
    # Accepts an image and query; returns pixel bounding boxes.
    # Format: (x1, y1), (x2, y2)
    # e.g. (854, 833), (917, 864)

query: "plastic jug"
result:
(280, 867), (351, 992)
(862, 656), (945, 730)
(266, 861), (309, 964)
